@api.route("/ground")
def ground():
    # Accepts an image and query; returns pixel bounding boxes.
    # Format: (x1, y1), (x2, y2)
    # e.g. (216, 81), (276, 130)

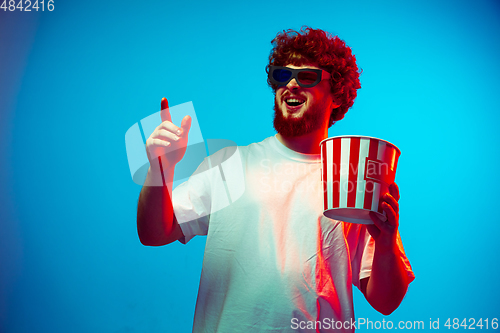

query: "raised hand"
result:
(146, 97), (192, 175)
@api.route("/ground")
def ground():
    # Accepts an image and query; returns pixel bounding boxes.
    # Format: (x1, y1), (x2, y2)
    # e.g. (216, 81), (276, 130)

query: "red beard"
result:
(273, 99), (330, 137)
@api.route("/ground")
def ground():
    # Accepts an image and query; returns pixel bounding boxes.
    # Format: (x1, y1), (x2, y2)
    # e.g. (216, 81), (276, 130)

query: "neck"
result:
(276, 127), (328, 154)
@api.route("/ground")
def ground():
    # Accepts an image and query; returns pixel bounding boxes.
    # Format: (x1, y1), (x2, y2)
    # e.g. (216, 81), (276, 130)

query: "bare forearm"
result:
(137, 96), (190, 246)
(365, 244), (409, 315)
(137, 166), (178, 246)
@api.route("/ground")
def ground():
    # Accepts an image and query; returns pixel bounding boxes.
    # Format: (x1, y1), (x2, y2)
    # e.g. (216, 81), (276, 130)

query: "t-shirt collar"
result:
(268, 134), (321, 163)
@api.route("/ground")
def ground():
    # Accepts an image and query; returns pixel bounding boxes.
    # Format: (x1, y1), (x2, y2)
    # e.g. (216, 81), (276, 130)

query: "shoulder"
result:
(206, 136), (275, 162)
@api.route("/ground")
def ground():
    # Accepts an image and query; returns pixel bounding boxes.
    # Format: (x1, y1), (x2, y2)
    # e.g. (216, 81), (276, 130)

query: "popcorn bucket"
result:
(320, 136), (401, 224)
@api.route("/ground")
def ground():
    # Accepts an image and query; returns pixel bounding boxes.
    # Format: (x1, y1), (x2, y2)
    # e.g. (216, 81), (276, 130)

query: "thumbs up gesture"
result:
(146, 97), (192, 173)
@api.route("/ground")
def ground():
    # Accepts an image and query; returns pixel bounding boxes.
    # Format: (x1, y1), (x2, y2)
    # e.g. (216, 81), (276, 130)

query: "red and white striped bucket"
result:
(320, 136), (401, 224)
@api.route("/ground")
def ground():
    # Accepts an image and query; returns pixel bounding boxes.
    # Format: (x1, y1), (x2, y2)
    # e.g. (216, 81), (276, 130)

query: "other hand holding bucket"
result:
(320, 135), (401, 224)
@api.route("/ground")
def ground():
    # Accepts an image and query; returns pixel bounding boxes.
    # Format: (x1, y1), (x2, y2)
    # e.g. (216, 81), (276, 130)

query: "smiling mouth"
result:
(285, 98), (305, 107)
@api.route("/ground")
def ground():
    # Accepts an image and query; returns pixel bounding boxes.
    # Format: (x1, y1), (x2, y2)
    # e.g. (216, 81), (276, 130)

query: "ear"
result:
(331, 99), (341, 110)
(328, 94), (341, 110)
(332, 100), (342, 109)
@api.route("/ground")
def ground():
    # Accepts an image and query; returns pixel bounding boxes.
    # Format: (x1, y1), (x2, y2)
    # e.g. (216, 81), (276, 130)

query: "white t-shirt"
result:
(172, 135), (414, 333)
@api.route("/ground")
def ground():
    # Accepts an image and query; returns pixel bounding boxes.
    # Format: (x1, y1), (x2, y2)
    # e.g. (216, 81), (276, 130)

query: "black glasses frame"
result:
(268, 66), (331, 88)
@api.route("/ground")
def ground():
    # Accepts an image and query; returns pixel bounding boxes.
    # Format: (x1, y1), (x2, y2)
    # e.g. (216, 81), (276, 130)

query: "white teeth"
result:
(286, 98), (304, 103)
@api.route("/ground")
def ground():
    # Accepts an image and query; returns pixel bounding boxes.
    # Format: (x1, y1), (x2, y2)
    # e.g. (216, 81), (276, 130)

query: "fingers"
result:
(161, 97), (168, 110)
(160, 97), (171, 123)
(383, 182), (400, 226)
(147, 123), (183, 155)
(368, 183), (401, 246)
(149, 138), (171, 148)
(389, 182), (400, 201)
(159, 97), (191, 137)
(147, 97), (191, 165)
(180, 115), (192, 134)
(381, 201), (399, 227)
(154, 128), (181, 143)
(383, 192), (399, 214)
(157, 121), (183, 136)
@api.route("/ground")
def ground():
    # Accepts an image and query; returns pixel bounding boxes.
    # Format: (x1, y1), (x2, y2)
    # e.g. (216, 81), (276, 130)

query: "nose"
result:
(286, 78), (300, 90)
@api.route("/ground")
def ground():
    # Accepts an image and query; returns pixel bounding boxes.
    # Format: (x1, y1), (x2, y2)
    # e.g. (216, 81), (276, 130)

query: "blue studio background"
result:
(1, 0), (499, 332)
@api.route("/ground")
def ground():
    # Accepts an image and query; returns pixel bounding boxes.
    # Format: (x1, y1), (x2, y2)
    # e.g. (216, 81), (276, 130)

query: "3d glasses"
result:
(268, 66), (331, 88)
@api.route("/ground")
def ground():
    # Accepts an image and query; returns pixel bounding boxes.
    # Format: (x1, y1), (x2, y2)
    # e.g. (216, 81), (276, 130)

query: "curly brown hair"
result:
(267, 27), (362, 126)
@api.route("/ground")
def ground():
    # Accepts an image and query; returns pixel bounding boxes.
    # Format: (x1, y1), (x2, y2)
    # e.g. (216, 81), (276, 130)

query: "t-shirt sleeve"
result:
(173, 145), (245, 244)
(349, 226), (415, 291)
(358, 228), (375, 284)
(172, 158), (213, 244)
(349, 226), (375, 291)
(393, 231), (415, 283)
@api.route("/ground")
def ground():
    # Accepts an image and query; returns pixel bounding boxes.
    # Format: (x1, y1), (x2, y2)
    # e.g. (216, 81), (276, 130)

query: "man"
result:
(137, 27), (414, 332)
